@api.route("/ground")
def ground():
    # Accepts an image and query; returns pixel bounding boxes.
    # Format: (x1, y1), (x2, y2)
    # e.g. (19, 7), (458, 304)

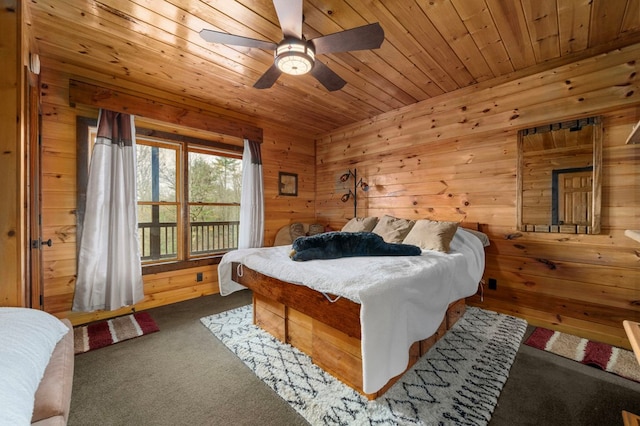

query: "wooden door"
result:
(558, 171), (592, 226)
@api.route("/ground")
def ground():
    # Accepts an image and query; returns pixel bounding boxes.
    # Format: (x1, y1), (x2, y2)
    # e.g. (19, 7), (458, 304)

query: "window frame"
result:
(77, 117), (244, 275)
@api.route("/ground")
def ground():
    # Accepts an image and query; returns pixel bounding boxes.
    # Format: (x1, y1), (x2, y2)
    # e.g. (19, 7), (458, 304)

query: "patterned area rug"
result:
(525, 327), (640, 383)
(201, 305), (527, 425)
(73, 312), (159, 354)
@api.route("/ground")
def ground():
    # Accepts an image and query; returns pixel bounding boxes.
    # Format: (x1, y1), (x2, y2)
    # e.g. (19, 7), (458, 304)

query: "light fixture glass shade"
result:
(275, 39), (315, 75)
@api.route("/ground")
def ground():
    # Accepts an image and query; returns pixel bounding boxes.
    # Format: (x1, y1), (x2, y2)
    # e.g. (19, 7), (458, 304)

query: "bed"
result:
(218, 221), (487, 399)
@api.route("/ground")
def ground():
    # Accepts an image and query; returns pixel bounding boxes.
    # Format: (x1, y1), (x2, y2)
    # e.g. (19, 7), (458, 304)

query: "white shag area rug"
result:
(201, 305), (526, 426)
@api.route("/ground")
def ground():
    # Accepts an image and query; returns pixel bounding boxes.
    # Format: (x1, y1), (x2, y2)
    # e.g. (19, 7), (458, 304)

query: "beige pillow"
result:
(290, 223), (306, 241)
(371, 215), (415, 243)
(341, 216), (379, 233)
(308, 223), (325, 236)
(403, 219), (459, 252)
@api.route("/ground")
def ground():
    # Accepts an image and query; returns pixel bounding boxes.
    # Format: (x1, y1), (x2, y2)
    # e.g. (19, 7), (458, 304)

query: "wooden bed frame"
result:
(230, 222), (481, 399)
(231, 222), (479, 399)
(231, 263), (467, 399)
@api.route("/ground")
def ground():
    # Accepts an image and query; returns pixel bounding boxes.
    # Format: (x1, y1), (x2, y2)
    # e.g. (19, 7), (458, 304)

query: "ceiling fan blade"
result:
(310, 61), (346, 91)
(253, 64), (282, 89)
(199, 29), (277, 51)
(311, 23), (385, 55)
(273, 0), (303, 38)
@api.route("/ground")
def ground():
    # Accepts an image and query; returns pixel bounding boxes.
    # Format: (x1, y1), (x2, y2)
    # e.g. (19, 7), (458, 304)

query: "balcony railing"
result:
(138, 220), (239, 261)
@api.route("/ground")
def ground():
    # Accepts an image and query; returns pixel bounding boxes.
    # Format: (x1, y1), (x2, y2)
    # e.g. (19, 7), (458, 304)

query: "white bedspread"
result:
(218, 228), (485, 394)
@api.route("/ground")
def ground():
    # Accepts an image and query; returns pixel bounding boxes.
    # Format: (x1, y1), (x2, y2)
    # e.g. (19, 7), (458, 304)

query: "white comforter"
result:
(218, 228), (485, 394)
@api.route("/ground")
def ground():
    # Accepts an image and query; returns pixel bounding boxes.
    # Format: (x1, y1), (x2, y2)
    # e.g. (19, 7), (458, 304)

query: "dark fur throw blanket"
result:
(290, 231), (422, 261)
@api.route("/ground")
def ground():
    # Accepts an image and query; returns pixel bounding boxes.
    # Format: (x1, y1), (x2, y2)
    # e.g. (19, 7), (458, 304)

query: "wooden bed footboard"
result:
(231, 262), (467, 399)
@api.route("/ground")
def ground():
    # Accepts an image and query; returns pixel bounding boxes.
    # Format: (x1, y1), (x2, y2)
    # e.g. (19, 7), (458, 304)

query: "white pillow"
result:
(0, 308), (69, 426)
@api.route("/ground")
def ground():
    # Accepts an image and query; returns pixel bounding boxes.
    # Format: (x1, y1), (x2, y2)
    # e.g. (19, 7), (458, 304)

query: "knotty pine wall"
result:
(39, 57), (315, 325)
(0, 2), (29, 307)
(315, 44), (640, 349)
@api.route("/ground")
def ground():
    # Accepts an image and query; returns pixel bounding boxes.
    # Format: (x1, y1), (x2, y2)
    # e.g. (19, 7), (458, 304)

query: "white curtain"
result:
(73, 110), (144, 312)
(238, 139), (264, 249)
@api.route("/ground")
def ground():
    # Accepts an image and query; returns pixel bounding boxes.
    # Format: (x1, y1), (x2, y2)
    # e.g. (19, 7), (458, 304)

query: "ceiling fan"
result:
(199, 0), (385, 91)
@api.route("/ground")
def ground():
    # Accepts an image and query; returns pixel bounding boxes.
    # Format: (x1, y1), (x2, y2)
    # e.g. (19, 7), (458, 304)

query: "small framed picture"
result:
(279, 172), (298, 196)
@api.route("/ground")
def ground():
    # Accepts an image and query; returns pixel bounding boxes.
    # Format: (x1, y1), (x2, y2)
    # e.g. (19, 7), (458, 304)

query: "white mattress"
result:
(218, 228), (485, 394)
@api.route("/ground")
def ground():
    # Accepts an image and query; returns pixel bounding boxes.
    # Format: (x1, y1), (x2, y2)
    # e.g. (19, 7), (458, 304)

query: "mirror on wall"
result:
(517, 116), (602, 234)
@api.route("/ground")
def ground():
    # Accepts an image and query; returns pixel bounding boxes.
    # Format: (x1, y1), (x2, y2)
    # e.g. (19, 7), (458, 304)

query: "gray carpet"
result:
(68, 292), (640, 425)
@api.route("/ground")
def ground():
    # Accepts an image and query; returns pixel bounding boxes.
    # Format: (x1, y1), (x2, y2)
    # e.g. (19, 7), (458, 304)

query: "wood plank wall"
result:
(38, 57), (315, 324)
(315, 43), (640, 349)
(0, 2), (28, 307)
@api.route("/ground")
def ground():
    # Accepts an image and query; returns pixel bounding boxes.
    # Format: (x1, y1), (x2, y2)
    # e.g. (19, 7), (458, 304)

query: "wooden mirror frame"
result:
(517, 116), (602, 234)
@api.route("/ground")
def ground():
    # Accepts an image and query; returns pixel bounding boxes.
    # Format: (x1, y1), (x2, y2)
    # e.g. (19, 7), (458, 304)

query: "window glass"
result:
(136, 139), (180, 263)
(187, 148), (242, 256)
(137, 143), (177, 202)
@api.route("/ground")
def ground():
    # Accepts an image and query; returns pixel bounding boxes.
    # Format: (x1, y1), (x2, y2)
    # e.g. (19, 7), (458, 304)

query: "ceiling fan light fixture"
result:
(275, 39), (315, 75)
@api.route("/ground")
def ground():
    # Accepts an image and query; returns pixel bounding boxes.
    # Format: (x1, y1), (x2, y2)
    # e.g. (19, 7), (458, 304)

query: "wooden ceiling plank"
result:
(521, 0), (561, 62)
(171, 0), (282, 43)
(168, 1), (394, 121)
(380, 0), (475, 90)
(24, 0), (640, 138)
(37, 0), (273, 84)
(621, 0), (640, 35)
(43, 55), (329, 139)
(31, 1), (378, 133)
(557, 0), (591, 55)
(30, 12), (266, 101)
(168, 0), (397, 118)
(589, 0), (630, 46)
(95, 0), (290, 83)
(451, 0), (515, 77)
(303, 0), (427, 106)
(417, 0), (495, 82)
(35, 36), (353, 135)
(340, 0), (449, 99)
(485, 0), (537, 70)
(128, 0), (391, 121)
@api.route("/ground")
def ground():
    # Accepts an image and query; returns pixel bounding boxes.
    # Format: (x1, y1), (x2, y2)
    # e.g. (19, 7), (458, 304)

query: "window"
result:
(77, 117), (243, 270)
(136, 136), (242, 264)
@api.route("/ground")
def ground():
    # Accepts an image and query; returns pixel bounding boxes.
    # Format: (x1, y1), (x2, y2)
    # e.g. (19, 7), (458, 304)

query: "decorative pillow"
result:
(461, 228), (490, 247)
(289, 223), (306, 241)
(0, 308), (70, 426)
(290, 231), (421, 261)
(403, 219), (459, 252)
(341, 216), (378, 233)
(307, 223), (325, 236)
(371, 215), (415, 243)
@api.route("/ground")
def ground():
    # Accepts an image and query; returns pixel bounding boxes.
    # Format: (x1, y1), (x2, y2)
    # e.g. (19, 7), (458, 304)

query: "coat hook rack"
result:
(339, 168), (369, 217)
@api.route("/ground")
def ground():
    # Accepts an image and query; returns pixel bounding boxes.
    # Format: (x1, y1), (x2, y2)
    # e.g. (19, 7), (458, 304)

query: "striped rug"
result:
(73, 312), (159, 354)
(525, 327), (640, 383)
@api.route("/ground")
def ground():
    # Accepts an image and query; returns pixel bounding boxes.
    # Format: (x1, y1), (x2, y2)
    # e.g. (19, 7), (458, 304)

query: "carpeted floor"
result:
(68, 292), (640, 425)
